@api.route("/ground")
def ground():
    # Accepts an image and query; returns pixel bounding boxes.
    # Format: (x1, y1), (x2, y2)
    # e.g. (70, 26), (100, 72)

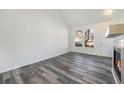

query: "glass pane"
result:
(75, 31), (83, 47)
(85, 29), (94, 47)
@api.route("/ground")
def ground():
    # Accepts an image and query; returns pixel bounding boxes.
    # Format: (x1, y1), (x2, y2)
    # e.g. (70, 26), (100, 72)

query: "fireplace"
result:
(113, 39), (124, 84)
(114, 47), (121, 81)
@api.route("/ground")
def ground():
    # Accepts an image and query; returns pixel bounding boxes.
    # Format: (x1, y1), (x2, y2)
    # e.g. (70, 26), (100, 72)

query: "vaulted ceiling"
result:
(59, 9), (112, 27)
(0, 9), (112, 28)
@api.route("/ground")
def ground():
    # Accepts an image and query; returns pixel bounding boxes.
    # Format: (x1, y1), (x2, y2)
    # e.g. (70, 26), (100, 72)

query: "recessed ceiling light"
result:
(104, 9), (112, 16)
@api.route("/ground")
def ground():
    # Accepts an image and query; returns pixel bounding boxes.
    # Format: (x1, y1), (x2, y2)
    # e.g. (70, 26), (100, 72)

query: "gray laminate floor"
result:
(0, 52), (115, 84)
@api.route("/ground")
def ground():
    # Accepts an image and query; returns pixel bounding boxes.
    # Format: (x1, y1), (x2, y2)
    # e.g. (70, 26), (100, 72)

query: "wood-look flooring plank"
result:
(44, 63), (90, 84)
(0, 52), (115, 84)
(42, 64), (78, 84)
(42, 73), (60, 84)
(11, 69), (24, 84)
(38, 66), (60, 79)
(29, 65), (51, 84)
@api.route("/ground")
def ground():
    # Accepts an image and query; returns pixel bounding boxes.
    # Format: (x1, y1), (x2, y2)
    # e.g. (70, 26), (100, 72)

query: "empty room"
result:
(0, 9), (124, 84)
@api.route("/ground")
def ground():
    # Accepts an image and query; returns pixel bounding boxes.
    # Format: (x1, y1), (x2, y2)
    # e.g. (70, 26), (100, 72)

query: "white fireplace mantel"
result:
(105, 24), (124, 38)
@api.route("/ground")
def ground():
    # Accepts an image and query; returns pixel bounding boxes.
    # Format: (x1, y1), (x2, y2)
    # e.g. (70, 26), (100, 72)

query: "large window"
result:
(85, 29), (94, 47)
(75, 31), (83, 47)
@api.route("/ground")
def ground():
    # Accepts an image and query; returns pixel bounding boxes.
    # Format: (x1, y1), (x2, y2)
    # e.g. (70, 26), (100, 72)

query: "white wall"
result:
(0, 10), (69, 73)
(70, 21), (113, 57)
(112, 9), (124, 24)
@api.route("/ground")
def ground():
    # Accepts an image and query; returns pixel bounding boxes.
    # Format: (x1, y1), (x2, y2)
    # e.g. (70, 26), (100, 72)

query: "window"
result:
(85, 29), (94, 47)
(75, 30), (83, 47)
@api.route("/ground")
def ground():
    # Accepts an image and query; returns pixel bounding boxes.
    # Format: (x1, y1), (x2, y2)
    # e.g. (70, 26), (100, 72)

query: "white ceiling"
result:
(59, 9), (112, 27)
